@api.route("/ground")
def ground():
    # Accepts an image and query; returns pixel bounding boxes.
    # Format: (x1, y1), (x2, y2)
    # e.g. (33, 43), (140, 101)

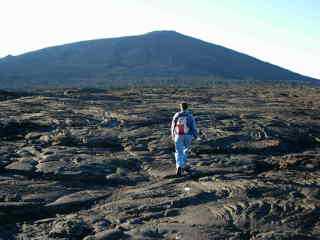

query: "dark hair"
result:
(180, 102), (188, 110)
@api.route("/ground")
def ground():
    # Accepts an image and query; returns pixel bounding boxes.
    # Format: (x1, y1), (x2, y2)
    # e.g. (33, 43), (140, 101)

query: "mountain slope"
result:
(0, 31), (317, 88)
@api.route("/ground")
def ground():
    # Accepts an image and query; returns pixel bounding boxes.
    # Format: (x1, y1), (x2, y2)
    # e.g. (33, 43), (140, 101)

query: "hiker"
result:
(171, 102), (198, 176)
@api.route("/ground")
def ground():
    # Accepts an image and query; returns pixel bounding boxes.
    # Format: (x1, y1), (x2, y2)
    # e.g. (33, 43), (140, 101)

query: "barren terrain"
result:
(0, 84), (320, 239)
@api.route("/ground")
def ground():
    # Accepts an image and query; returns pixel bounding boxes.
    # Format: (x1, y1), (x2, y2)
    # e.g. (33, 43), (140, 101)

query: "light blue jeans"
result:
(174, 134), (193, 168)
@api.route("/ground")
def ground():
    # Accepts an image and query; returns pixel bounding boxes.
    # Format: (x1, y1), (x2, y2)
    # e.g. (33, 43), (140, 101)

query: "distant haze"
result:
(1, 0), (319, 79)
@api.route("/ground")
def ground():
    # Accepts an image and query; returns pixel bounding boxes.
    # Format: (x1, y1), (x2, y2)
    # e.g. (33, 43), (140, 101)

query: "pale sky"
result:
(1, 0), (319, 79)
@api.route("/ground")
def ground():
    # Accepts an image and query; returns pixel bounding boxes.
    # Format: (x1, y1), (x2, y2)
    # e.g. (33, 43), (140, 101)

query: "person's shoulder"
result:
(173, 112), (180, 118)
(186, 110), (194, 116)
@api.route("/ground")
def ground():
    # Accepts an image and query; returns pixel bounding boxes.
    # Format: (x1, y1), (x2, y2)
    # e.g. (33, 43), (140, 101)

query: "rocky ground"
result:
(0, 84), (320, 240)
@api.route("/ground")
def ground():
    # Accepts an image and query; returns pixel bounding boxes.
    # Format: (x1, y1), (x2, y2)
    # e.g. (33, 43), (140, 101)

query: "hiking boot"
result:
(176, 167), (182, 177)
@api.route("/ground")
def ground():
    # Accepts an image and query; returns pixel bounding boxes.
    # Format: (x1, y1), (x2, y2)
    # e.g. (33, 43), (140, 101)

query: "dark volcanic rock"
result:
(46, 190), (111, 212)
(0, 90), (26, 101)
(85, 228), (124, 240)
(0, 84), (320, 239)
(5, 158), (37, 173)
(49, 216), (91, 239)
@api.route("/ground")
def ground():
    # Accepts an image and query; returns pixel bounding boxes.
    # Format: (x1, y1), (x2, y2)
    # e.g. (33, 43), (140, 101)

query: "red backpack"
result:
(175, 114), (190, 135)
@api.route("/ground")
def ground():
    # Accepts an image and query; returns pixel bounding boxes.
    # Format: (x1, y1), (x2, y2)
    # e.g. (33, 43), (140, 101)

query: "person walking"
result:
(171, 102), (198, 177)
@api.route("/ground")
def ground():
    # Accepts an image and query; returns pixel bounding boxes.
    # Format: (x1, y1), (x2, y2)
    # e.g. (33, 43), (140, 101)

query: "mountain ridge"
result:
(0, 31), (318, 89)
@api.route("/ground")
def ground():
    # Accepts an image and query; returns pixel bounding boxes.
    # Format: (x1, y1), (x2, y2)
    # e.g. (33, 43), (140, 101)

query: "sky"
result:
(1, 0), (319, 79)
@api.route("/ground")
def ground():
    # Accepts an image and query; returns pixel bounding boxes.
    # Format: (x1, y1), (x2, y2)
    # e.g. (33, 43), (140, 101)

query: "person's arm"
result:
(190, 115), (198, 138)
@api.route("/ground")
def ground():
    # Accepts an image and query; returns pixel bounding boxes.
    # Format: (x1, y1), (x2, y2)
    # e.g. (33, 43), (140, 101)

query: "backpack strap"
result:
(173, 111), (191, 135)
